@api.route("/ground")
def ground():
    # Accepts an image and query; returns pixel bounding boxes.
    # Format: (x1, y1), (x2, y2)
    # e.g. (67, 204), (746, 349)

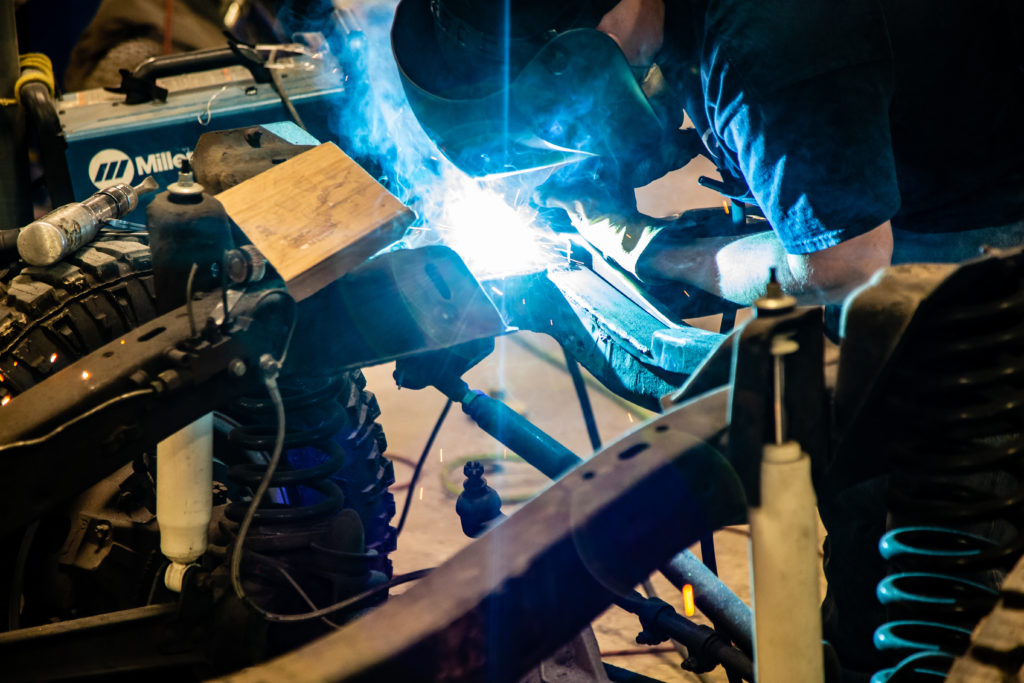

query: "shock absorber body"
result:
(872, 263), (1024, 681)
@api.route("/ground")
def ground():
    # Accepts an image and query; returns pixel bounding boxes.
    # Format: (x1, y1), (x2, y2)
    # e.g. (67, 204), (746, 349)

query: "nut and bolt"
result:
(228, 358), (247, 377)
(92, 521), (113, 543)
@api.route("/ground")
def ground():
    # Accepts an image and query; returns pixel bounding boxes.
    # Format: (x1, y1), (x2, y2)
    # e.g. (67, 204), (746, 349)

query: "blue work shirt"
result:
(656, 0), (1024, 257)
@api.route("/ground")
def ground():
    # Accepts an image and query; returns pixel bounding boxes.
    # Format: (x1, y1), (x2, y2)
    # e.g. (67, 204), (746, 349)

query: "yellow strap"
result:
(13, 52), (55, 103)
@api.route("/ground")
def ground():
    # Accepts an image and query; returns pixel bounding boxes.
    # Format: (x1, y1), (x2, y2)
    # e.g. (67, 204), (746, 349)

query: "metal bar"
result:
(0, 603), (176, 643)
(0, 604), (203, 682)
(661, 549), (754, 656)
(213, 387), (746, 683)
(563, 346), (603, 451)
(451, 381), (584, 480)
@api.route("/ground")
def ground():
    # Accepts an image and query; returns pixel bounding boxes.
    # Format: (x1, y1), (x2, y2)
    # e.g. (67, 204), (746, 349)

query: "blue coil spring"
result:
(225, 374), (349, 530)
(871, 267), (1024, 681)
(221, 371), (398, 627)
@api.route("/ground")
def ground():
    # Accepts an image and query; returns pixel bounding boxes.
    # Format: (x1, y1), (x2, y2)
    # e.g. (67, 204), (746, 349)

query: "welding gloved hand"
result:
(534, 176), (674, 280)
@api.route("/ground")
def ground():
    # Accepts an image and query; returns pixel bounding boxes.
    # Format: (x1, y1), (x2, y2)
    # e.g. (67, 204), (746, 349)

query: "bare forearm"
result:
(641, 225), (892, 306)
(641, 231), (802, 304)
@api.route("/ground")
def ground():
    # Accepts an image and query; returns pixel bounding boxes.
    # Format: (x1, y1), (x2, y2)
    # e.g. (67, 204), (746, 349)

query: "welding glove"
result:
(532, 128), (709, 278)
(534, 176), (673, 279)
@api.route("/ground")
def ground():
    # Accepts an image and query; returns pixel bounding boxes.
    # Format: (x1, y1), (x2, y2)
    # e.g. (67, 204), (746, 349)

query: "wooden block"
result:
(216, 142), (414, 301)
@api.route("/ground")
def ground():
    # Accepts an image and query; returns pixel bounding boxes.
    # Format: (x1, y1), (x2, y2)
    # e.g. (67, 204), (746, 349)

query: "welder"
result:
(391, 0), (1024, 679)
(392, 0), (1024, 306)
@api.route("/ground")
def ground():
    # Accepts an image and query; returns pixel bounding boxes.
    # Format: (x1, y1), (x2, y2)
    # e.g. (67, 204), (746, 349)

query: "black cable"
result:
(251, 567), (432, 623)
(394, 398), (452, 538)
(249, 289), (298, 366)
(185, 263), (199, 338)
(7, 519), (39, 630)
(223, 289), (300, 624)
(700, 534), (719, 576)
(229, 358), (288, 620)
(269, 67), (307, 131)
(273, 562), (340, 630)
(225, 292), (420, 626)
(0, 389), (156, 454)
(562, 346), (601, 451)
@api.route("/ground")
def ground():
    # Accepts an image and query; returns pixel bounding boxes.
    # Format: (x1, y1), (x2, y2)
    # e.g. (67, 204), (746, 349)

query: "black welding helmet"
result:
(391, 0), (669, 180)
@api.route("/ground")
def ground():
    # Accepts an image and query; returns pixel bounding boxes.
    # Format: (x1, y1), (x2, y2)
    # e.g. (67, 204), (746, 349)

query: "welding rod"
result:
(17, 176), (159, 266)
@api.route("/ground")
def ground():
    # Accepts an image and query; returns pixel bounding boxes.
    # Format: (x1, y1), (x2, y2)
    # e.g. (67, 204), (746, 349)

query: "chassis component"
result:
(216, 387), (746, 683)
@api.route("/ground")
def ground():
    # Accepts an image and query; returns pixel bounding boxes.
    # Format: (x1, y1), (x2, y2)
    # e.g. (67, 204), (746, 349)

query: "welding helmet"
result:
(391, 0), (671, 182)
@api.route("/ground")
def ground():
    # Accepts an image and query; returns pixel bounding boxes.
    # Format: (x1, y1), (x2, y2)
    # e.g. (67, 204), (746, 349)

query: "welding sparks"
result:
(490, 286), (503, 297)
(81, 370), (90, 380)
(418, 486), (424, 501)
(1, 396), (9, 407)
(626, 412), (635, 423)
(431, 182), (564, 279)
(49, 353), (57, 364)
(722, 199), (731, 215)
(439, 448), (443, 463)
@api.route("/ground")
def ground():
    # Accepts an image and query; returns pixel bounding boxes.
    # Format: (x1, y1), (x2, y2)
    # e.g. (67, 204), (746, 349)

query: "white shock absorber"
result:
(157, 413), (213, 591)
(749, 440), (824, 682)
(746, 274), (824, 683)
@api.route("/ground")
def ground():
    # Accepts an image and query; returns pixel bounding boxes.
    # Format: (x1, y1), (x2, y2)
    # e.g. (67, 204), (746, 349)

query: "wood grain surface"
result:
(217, 142), (414, 300)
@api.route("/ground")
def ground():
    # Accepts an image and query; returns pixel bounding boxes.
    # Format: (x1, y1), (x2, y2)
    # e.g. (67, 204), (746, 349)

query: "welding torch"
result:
(13, 176), (159, 266)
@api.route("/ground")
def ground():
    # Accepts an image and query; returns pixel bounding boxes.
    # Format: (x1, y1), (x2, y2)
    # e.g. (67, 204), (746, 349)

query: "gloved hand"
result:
(534, 176), (670, 278)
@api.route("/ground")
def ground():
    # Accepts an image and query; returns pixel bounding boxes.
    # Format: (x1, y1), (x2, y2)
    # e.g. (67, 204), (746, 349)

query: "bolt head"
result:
(228, 359), (247, 377)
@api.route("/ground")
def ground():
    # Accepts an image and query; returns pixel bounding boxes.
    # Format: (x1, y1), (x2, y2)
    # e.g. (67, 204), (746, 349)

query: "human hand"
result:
(534, 180), (665, 276)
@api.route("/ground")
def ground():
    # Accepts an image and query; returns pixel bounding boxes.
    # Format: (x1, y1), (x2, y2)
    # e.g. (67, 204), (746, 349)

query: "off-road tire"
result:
(0, 236), (156, 400)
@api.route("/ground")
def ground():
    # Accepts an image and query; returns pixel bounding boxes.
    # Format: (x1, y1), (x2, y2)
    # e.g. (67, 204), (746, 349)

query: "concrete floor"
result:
(361, 154), (827, 681)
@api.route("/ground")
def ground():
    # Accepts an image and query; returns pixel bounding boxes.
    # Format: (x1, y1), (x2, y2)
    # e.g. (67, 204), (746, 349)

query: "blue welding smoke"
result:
(279, 0), (566, 278)
(325, 1), (458, 216)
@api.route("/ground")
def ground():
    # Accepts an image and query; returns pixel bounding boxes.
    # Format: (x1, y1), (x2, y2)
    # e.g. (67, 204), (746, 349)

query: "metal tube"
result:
(563, 347), (602, 452)
(661, 549), (754, 655)
(18, 177), (158, 266)
(458, 388), (583, 480)
(0, 0), (32, 230)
